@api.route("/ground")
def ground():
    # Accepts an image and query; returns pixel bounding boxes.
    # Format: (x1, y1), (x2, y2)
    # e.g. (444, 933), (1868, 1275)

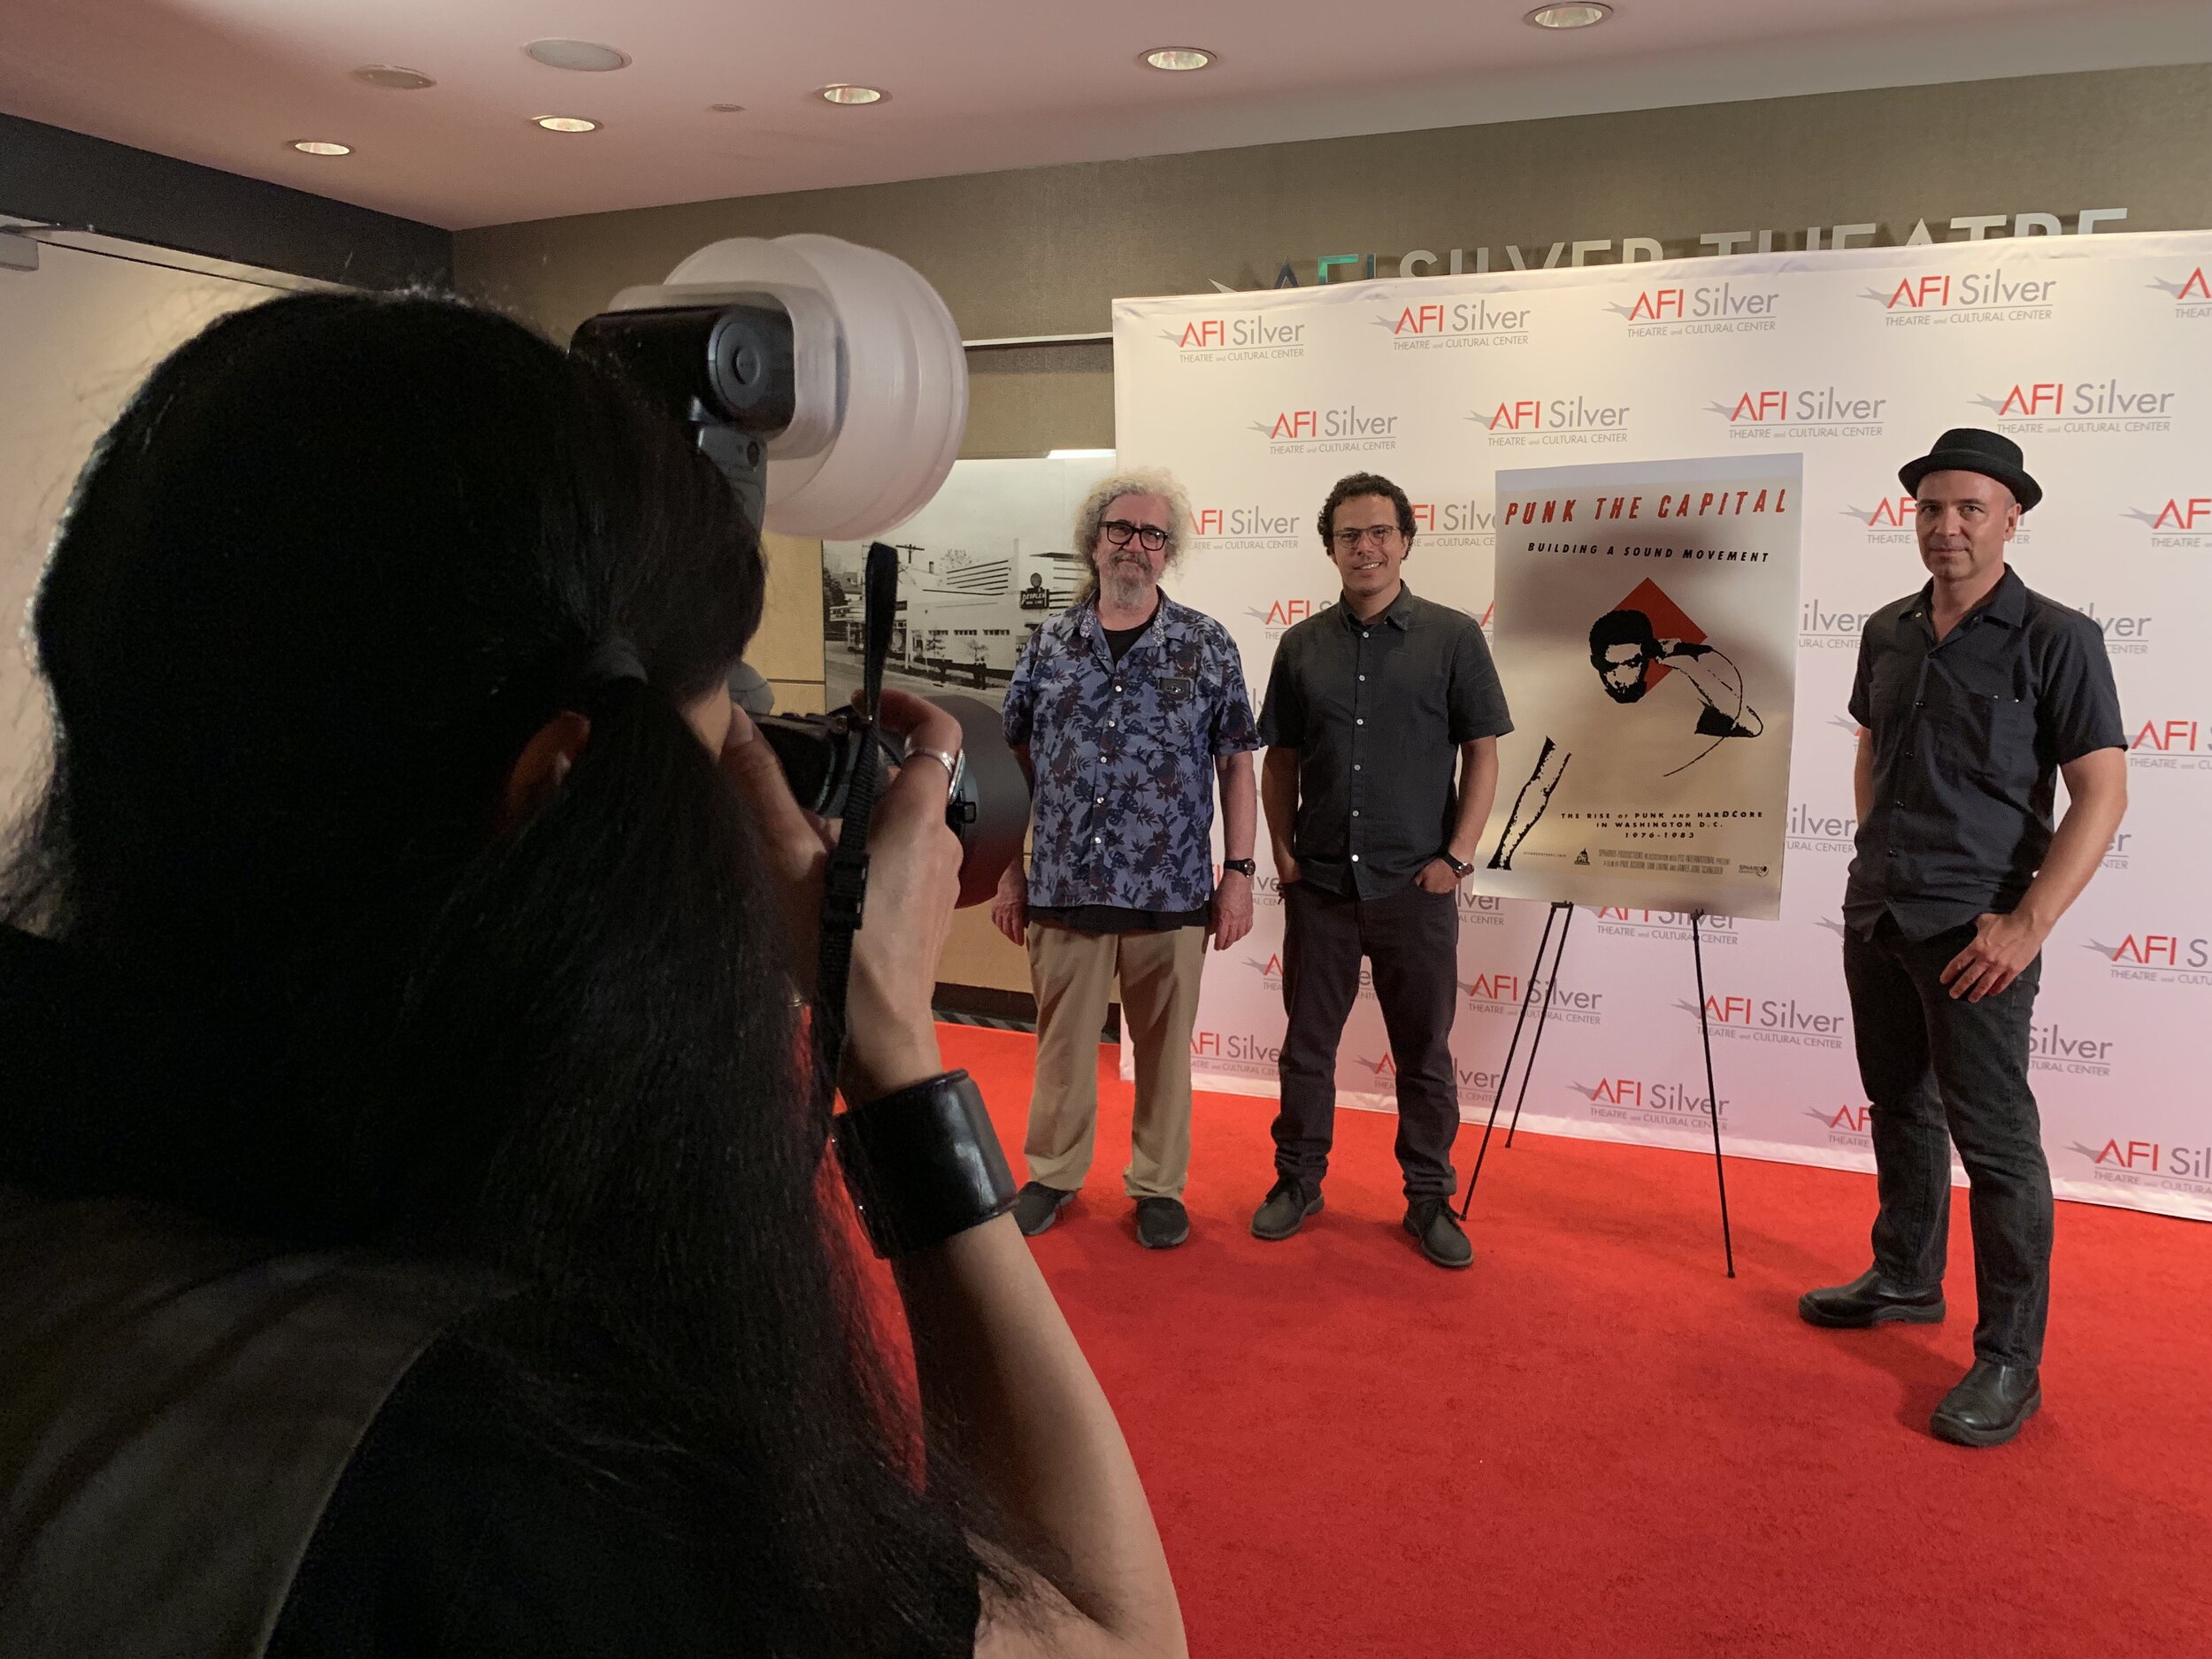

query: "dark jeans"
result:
(1841, 915), (2052, 1367)
(1272, 878), (1461, 1198)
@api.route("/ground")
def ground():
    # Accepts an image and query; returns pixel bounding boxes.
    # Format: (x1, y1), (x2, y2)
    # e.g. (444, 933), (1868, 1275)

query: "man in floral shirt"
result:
(993, 469), (1259, 1249)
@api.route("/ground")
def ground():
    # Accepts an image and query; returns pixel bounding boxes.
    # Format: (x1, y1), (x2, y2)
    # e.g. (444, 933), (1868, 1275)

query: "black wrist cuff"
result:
(831, 1070), (1018, 1258)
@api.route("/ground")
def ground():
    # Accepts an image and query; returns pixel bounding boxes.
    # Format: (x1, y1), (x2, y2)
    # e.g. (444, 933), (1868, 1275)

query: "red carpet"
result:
(936, 1024), (2212, 1659)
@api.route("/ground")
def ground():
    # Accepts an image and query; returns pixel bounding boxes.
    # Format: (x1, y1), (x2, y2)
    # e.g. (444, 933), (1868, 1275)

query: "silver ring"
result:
(906, 744), (964, 794)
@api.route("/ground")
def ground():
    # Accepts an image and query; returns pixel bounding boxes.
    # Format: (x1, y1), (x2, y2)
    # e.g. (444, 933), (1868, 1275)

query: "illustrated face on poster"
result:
(1474, 456), (1802, 919)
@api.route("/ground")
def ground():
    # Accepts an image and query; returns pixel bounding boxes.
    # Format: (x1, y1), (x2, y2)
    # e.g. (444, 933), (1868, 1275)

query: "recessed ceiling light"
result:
(1525, 3), (1612, 27)
(533, 116), (599, 133)
(289, 140), (351, 156)
(1142, 47), (1214, 72)
(526, 39), (631, 72)
(352, 65), (435, 90)
(817, 84), (886, 105)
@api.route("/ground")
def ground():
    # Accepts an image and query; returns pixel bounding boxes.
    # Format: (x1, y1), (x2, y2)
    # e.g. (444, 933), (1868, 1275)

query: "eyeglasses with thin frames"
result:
(1331, 524), (1402, 550)
(1101, 519), (1170, 552)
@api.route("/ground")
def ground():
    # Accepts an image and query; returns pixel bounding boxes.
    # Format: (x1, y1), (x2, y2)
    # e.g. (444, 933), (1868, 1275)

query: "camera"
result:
(756, 689), (1027, 909)
(571, 235), (1027, 906)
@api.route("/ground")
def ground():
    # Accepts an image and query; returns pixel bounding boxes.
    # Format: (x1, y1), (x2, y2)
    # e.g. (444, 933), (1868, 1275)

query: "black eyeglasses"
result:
(1101, 519), (1170, 552)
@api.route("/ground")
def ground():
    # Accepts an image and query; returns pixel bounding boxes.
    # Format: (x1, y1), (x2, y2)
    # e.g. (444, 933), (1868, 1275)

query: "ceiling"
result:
(5, 0), (2211, 231)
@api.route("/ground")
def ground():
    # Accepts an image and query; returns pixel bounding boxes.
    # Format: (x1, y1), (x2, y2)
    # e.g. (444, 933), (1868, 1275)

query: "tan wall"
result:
(457, 65), (2212, 349)
(456, 62), (2212, 995)
(754, 531), (827, 716)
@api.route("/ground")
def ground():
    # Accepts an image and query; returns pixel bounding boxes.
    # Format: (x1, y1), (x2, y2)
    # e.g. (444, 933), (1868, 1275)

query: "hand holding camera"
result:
(720, 687), (965, 1102)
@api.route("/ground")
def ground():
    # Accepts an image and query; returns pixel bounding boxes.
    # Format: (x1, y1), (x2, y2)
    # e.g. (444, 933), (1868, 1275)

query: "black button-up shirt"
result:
(1258, 583), (1512, 899)
(1845, 566), (2124, 940)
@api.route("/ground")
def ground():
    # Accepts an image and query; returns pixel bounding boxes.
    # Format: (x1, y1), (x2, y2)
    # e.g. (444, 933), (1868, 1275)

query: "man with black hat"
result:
(1800, 429), (2128, 1448)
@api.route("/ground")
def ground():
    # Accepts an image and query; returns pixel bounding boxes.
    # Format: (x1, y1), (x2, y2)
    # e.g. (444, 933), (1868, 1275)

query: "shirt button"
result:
(1094, 837), (1102, 844)
(1352, 810), (1360, 817)
(1351, 853), (1361, 862)
(1107, 720), (1116, 728)
(1356, 718), (1364, 726)
(1095, 795), (1105, 804)
(1354, 764), (1362, 771)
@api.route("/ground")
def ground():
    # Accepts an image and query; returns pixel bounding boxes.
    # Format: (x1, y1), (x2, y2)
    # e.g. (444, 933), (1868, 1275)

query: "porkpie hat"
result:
(1898, 427), (2041, 512)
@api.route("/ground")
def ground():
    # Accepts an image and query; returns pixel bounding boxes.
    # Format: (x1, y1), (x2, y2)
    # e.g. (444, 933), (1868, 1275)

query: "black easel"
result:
(1457, 902), (1572, 1208)
(1458, 902), (1736, 1277)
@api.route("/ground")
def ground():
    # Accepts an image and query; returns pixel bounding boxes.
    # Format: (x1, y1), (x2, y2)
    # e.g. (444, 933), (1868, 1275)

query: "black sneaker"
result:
(1133, 1197), (1190, 1249)
(1250, 1177), (1322, 1240)
(1403, 1197), (1473, 1269)
(1011, 1182), (1077, 1237)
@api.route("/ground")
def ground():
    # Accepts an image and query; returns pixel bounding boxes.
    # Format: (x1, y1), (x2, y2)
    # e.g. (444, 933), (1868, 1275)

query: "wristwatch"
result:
(1441, 852), (1475, 879)
(1222, 858), (1257, 877)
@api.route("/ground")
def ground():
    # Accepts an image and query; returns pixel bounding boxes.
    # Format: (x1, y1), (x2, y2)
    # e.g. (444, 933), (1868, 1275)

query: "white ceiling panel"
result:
(3, 0), (2208, 229)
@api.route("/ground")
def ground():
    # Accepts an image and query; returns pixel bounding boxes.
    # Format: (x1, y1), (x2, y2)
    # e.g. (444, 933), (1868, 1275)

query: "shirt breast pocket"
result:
(1941, 686), (2036, 782)
(1153, 673), (1209, 746)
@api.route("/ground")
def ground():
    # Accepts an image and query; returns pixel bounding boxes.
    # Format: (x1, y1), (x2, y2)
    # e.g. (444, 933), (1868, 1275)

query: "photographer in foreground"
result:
(0, 292), (1184, 1659)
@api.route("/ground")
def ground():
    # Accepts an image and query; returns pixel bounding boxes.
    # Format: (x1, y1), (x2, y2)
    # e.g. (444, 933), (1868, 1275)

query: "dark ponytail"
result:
(4, 291), (1003, 1654)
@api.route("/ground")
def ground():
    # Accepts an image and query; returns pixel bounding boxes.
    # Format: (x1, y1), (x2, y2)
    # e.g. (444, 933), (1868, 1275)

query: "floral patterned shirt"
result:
(1003, 592), (1258, 914)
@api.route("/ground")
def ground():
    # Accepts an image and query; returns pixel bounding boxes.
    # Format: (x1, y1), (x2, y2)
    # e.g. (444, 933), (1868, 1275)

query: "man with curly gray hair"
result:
(1065, 470), (1193, 603)
(995, 468), (1258, 1248)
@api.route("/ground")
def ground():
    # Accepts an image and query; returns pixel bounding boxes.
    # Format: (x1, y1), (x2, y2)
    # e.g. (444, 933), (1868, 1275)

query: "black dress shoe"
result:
(1250, 1177), (1322, 1240)
(1798, 1266), (1945, 1328)
(1011, 1182), (1077, 1237)
(1403, 1197), (1473, 1269)
(1133, 1197), (1190, 1249)
(1932, 1359), (2041, 1448)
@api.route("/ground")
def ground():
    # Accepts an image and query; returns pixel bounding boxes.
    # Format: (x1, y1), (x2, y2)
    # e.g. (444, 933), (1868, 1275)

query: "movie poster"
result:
(1472, 455), (1802, 919)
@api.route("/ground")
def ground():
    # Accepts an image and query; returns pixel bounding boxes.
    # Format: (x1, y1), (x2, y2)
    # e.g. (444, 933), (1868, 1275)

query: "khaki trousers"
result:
(1025, 922), (1207, 1199)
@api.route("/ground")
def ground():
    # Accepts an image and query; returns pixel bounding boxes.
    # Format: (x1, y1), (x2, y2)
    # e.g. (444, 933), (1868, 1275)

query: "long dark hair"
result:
(3, 292), (997, 1653)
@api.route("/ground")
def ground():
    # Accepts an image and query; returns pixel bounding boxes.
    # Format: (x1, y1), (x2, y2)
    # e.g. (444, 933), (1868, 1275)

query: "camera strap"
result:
(813, 759), (875, 1091)
(811, 541), (899, 1097)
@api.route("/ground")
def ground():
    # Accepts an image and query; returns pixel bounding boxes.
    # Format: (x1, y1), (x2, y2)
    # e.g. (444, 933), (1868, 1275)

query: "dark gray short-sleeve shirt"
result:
(1259, 584), (1512, 898)
(1844, 565), (2125, 940)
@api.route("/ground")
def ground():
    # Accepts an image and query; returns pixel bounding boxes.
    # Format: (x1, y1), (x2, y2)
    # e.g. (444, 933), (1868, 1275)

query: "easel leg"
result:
(1457, 900), (1569, 1219)
(1504, 903), (1575, 1148)
(1691, 911), (1738, 1279)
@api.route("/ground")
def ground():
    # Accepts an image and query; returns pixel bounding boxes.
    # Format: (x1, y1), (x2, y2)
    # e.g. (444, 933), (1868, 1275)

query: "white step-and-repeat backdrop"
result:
(1111, 230), (2212, 1222)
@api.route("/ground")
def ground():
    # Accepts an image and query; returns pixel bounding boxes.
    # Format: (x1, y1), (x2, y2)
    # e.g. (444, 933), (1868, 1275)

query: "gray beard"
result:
(1101, 563), (1153, 608)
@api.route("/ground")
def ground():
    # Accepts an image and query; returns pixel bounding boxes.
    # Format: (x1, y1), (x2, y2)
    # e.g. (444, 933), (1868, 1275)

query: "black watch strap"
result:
(831, 1070), (1018, 1258)
(1222, 858), (1256, 877)
(1443, 852), (1474, 879)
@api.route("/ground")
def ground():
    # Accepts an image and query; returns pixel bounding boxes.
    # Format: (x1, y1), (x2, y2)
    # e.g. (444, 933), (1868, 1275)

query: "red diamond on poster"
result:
(1610, 578), (1705, 685)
